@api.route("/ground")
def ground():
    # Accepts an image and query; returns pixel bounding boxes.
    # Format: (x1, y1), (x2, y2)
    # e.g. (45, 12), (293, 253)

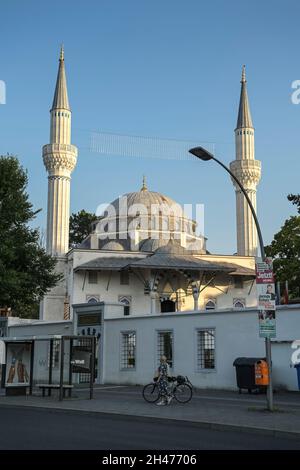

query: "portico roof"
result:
(74, 253), (255, 277)
(74, 257), (142, 271)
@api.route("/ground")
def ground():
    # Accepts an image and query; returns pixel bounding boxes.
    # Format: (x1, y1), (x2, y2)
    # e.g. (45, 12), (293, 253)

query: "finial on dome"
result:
(60, 44), (64, 61)
(141, 175), (147, 191)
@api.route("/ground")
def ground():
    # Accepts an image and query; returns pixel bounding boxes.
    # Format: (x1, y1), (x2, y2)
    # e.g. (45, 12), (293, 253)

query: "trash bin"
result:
(233, 357), (266, 394)
(255, 360), (269, 386)
(294, 363), (300, 390)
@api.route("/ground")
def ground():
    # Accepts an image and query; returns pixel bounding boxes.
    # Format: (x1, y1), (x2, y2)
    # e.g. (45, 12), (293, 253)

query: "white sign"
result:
(0, 340), (5, 364)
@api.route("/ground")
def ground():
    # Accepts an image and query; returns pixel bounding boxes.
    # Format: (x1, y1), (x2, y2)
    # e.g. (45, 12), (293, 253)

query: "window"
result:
(118, 295), (131, 316)
(233, 298), (245, 309)
(205, 299), (216, 311)
(157, 331), (173, 368)
(197, 329), (215, 370)
(120, 270), (129, 285)
(121, 332), (136, 369)
(87, 297), (98, 304)
(88, 271), (97, 284)
(234, 277), (243, 289)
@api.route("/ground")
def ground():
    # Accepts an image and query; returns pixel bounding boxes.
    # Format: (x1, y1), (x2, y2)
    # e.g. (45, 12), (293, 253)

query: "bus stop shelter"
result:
(0, 335), (96, 401)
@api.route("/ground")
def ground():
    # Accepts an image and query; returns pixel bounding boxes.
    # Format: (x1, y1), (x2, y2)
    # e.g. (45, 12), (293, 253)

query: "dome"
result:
(110, 191), (181, 217)
(98, 177), (188, 222)
(92, 177), (205, 253)
(154, 239), (188, 255)
(139, 237), (168, 252)
(101, 241), (125, 251)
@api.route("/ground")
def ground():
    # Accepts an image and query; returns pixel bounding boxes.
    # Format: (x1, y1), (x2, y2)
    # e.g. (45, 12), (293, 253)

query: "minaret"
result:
(230, 66), (261, 257)
(42, 46), (77, 256)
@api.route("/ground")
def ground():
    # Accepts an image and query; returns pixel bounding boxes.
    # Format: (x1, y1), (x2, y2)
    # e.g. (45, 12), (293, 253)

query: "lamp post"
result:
(189, 146), (273, 411)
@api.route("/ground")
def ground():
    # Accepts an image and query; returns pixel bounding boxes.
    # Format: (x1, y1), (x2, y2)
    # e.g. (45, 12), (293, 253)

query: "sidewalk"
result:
(1, 386), (300, 439)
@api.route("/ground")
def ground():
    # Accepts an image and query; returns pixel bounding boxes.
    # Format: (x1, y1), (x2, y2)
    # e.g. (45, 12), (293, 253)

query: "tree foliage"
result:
(288, 193), (300, 213)
(0, 156), (62, 317)
(265, 213), (300, 299)
(69, 209), (97, 246)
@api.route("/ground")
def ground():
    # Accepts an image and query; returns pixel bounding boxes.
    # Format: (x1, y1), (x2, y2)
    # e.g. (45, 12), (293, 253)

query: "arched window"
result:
(233, 298), (245, 309)
(205, 299), (216, 311)
(86, 294), (100, 303)
(119, 295), (131, 316)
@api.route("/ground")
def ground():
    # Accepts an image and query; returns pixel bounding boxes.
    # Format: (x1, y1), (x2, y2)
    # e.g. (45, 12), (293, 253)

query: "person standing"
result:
(156, 355), (172, 406)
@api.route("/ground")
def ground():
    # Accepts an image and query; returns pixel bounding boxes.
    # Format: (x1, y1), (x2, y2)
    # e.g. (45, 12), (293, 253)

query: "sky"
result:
(0, 0), (299, 254)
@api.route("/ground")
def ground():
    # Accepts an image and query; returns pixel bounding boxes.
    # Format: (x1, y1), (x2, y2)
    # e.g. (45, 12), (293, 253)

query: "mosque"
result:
(4, 49), (299, 391)
(40, 48), (260, 323)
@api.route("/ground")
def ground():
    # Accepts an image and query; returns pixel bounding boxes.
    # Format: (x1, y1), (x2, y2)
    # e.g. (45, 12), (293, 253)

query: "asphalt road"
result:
(0, 405), (299, 450)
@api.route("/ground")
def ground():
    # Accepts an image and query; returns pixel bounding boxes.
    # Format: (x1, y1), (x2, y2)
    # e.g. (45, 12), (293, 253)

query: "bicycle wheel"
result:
(174, 383), (193, 403)
(142, 383), (160, 403)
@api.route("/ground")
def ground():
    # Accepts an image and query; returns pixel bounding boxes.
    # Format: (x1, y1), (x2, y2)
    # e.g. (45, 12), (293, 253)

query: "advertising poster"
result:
(256, 258), (276, 338)
(5, 343), (31, 386)
(71, 346), (91, 373)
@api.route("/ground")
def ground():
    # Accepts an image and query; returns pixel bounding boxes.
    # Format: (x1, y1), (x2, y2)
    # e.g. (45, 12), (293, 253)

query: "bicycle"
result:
(142, 375), (193, 404)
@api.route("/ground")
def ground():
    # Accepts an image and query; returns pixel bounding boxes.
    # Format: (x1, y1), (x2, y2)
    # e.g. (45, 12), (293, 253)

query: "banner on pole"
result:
(256, 258), (276, 338)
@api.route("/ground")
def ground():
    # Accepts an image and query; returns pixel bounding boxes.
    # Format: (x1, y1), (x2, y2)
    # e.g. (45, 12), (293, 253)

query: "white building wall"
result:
(102, 305), (300, 391)
(69, 250), (258, 316)
(71, 269), (257, 316)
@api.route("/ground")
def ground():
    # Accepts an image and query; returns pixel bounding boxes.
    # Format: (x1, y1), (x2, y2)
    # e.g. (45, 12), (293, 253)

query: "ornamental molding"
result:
(230, 160), (261, 188)
(48, 175), (71, 182)
(42, 144), (77, 172)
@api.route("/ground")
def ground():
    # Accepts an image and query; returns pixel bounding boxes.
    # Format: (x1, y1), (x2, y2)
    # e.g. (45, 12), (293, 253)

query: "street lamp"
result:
(189, 145), (273, 411)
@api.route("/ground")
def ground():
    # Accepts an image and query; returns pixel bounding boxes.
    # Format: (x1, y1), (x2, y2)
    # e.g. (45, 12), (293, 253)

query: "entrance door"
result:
(160, 299), (176, 313)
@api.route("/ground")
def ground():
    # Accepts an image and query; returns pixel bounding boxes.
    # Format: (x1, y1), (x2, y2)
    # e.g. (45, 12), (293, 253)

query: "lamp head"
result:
(189, 146), (214, 161)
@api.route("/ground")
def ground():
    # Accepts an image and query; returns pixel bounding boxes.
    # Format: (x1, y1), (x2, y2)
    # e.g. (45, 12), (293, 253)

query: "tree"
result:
(265, 214), (300, 299)
(288, 194), (300, 213)
(69, 210), (97, 246)
(0, 156), (62, 318)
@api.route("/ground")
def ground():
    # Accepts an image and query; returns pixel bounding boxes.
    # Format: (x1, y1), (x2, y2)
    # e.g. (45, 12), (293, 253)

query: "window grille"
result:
(88, 271), (98, 284)
(157, 331), (173, 368)
(121, 332), (136, 369)
(197, 329), (215, 370)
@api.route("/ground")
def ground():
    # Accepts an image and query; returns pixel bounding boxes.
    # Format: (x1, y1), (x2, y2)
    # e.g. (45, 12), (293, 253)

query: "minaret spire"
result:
(42, 47), (78, 256)
(51, 45), (70, 112)
(236, 65), (253, 129)
(230, 66), (261, 257)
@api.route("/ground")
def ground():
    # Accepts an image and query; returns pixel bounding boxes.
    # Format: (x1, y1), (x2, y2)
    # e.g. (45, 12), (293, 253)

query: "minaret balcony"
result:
(43, 143), (77, 155)
(42, 143), (78, 175)
(230, 159), (261, 173)
(230, 159), (261, 188)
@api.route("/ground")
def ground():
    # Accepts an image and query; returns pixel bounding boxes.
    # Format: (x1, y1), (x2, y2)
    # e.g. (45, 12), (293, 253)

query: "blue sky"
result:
(0, 0), (299, 254)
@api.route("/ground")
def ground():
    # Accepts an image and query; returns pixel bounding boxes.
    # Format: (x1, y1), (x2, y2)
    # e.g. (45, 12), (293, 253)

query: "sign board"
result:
(5, 342), (32, 386)
(256, 258), (276, 338)
(0, 340), (5, 364)
(71, 346), (91, 373)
